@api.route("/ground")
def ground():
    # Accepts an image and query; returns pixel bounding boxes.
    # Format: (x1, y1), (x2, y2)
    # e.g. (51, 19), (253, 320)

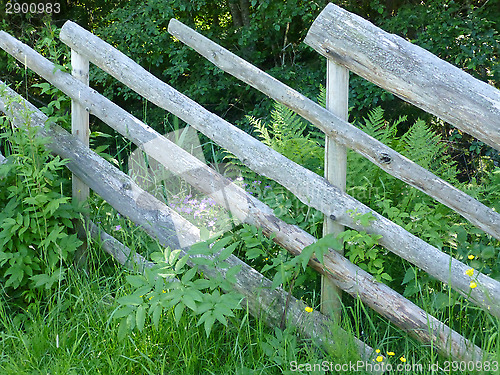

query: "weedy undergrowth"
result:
(0, 91), (82, 303)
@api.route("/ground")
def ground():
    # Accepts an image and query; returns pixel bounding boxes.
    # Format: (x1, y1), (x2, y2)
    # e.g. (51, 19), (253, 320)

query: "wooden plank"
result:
(304, 3), (500, 152)
(43, 23), (500, 317)
(321, 61), (349, 317)
(0, 83), (378, 366)
(164, 19), (500, 242)
(0, 82), (486, 362)
(71, 49), (90, 203)
(2, 67), (485, 360)
(71, 49), (90, 266)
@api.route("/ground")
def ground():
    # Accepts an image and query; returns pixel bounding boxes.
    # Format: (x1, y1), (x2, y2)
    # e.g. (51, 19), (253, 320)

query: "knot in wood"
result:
(121, 181), (132, 190)
(379, 153), (392, 164)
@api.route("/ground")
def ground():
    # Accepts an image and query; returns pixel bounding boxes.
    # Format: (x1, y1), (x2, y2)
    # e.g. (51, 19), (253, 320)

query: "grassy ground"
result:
(0, 242), (498, 375)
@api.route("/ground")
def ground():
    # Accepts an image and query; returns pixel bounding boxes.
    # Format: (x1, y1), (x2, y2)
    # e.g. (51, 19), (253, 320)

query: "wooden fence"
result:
(0, 3), (498, 365)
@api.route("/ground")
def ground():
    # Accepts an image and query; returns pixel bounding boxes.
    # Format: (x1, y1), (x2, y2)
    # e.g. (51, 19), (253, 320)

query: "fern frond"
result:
(271, 103), (307, 141)
(246, 115), (272, 148)
(400, 119), (442, 169)
(317, 85), (326, 108)
(399, 119), (457, 182)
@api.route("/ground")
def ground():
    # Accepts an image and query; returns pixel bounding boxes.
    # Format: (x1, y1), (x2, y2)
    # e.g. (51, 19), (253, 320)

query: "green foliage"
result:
(248, 102), (324, 174)
(89, 0), (325, 127)
(113, 235), (243, 339)
(348, 107), (458, 205)
(0, 97), (82, 299)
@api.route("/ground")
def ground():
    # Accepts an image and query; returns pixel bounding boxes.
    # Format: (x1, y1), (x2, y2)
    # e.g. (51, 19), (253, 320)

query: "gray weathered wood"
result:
(71, 49), (90, 204)
(0, 83), (377, 367)
(0, 42), (491, 361)
(165, 19), (500, 242)
(71, 49), (90, 266)
(321, 61), (349, 317)
(304, 3), (500, 152)
(3, 55), (484, 360)
(52, 22), (500, 317)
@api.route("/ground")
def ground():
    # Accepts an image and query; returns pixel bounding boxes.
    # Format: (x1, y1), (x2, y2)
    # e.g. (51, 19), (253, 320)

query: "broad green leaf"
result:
(183, 294), (197, 312)
(117, 318), (129, 341)
(174, 303), (184, 323)
(213, 309), (228, 326)
(217, 242), (239, 261)
(204, 313), (216, 337)
(181, 266), (197, 284)
(116, 294), (143, 306)
(112, 306), (134, 320)
(126, 275), (147, 288)
(190, 257), (213, 266)
(152, 305), (162, 329)
(402, 268), (415, 285)
(225, 265), (242, 283)
(136, 305), (146, 332)
(210, 236), (232, 254)
(174, 254), (189, 273)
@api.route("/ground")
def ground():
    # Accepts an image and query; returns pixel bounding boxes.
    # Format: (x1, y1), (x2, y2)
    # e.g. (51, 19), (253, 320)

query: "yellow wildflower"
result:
(465, 268), (474, 277)
(376, 356), (383, 362)
(468, 254), (475, 260)
(470, 281), (478, 289)
(387, 351), (395, 356)
(400, 356), (406, 363)
(375, 349), (380, 353)
(305, 306), (313, 313)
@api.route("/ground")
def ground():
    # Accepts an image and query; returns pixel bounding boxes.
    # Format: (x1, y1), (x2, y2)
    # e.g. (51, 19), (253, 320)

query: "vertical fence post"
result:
(321, 60), (349, 319)
(71, 49), (90, 265)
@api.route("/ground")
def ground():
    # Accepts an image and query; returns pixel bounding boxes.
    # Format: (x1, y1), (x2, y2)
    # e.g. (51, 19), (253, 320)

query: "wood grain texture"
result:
(71, 49), (90, 204)
(321, 61), (349, 316)
(304, 3), (500, 152)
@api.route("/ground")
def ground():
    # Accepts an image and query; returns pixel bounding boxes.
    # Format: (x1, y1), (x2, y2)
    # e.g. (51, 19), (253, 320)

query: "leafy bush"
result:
(113, 233), (243, 339)
(0, 97), (82, 302)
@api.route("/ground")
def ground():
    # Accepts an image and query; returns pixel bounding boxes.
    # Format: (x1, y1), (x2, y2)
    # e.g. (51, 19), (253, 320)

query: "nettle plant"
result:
(0, 94), (82, 301)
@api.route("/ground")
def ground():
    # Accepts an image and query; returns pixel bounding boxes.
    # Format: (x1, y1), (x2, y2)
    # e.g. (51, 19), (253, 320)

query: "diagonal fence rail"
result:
(0, 33), (486, 361)
(0, 2), (498, 363)
(0, 83), (377, 367)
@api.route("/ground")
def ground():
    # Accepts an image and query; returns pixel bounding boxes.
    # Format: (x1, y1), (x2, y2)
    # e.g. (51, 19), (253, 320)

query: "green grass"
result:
(0, 109), (498, 375)
(0, 245), (498, 375)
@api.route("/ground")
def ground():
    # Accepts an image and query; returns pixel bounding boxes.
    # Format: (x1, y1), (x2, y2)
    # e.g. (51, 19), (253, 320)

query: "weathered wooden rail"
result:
(305, 4), (500, 152)
(0, 83), (377, 367)
(52, 21), (500, 318)
(0, 2), (498, 364)
(0, 41), (486, 360)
